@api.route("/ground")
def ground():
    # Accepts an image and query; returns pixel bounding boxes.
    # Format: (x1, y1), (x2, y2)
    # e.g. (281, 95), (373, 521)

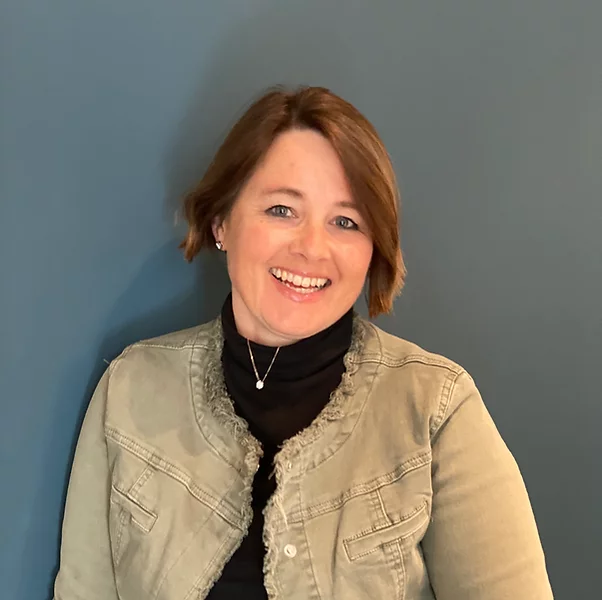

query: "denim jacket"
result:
(53, 316), (553, 599)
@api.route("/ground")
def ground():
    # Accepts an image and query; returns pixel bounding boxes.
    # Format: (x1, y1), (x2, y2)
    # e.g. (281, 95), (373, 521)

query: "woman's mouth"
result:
(269, 267), (331, 294)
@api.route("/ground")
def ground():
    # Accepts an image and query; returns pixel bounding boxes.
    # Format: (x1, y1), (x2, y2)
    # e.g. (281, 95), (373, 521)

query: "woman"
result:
(53, 86), (553, 599)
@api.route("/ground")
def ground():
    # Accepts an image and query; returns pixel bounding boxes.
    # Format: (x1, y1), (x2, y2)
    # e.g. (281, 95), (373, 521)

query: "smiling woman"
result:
(53, 87), (553, 600)
(181, 86), (405, 326)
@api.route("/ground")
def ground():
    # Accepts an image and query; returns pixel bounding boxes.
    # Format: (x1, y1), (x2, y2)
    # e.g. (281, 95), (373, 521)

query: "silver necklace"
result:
(246, 339), (280, 390)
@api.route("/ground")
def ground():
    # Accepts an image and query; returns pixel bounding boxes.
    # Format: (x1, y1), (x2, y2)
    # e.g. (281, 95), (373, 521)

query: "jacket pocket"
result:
(108, 464), (157, 568)
(110, 483), (157, 533)
(344, 502), (429, 561)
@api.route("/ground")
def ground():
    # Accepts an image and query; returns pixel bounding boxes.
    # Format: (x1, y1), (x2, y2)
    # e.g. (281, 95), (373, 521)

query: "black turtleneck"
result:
(206, 294), (353, 599)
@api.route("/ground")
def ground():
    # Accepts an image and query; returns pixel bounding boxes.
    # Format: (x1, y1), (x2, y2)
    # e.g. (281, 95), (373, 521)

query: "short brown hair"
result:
(180, 85), (406, 317)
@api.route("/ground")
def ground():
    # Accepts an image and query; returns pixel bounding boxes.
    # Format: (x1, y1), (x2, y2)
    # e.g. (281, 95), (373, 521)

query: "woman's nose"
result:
(290, 222), (329, 260)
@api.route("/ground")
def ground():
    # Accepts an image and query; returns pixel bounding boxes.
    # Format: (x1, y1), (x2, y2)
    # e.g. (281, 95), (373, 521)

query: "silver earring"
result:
(215, 241), (224, 251)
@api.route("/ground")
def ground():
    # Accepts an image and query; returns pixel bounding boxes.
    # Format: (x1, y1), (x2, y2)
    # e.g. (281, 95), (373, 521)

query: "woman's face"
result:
(214, 129), (373, 347)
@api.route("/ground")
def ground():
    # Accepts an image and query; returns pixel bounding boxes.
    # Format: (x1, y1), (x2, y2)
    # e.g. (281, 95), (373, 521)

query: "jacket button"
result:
(284, 544), (297, 558)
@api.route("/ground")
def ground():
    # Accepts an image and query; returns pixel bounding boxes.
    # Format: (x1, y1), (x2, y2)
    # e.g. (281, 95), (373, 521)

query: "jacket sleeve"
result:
(53, 367), (119, 600)
(421, 371), (554, 599)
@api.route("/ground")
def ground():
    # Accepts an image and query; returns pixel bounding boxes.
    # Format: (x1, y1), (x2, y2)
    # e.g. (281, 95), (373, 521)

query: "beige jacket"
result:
(53, 316), (553, 599)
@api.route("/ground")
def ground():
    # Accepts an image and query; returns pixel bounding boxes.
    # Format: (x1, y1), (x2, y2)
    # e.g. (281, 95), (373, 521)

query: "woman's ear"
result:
(211, 217), (225, 247)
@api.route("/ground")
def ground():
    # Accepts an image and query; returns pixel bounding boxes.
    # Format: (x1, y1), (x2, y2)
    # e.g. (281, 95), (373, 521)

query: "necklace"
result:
(246, 339), (280, 390)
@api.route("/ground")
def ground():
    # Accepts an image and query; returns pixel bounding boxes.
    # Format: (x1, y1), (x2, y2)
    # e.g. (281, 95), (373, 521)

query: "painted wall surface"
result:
(1, 1), (600, 598)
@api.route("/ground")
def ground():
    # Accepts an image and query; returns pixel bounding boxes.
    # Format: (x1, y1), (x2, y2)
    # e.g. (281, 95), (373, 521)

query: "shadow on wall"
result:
(22, 244), (231, 600)
(29, 3), (360, 597)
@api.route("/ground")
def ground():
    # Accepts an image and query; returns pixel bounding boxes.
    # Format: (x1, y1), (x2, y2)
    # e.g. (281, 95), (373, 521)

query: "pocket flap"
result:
(111, 485), (157, 533)
(344, 502), (429, 561)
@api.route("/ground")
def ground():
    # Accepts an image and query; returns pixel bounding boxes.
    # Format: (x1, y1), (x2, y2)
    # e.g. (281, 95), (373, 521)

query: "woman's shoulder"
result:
(127, 317), (221, 352)
(357, 318), (481, 439)
(106, 317), (222, 381)
(100, 318), (223, 432)
(358, 317), (467, 378)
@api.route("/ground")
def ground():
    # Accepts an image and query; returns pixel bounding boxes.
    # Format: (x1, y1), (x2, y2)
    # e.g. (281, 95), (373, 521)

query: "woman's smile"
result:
(269, 267), (331, 291)
(268, 266), (332, 303)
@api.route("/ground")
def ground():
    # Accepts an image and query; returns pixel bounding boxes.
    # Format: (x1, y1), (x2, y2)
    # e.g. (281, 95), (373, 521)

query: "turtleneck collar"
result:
(220, 293), (353, 446)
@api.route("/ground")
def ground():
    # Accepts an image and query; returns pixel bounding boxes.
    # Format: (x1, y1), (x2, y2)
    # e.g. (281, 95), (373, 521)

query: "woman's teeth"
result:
(269, 268), (330, 292)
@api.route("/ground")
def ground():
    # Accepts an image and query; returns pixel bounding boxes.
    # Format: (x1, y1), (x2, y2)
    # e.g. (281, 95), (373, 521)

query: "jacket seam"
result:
(129, 342), (198, 350)
(354, 353), (463, 372)
(430, 369), (465, 438)
(110, 485), (158, 532)
(345, 500), (428, 544)
(130, 341), (216, 352)
(121, 323), (213, 352)
(185, 526), (241, 600)
(292, 450), (431, 523)
(299, 483), (322, 600)
(361, 322), (463, 372)
(303, 348), (381, 473)
(156, 501), (236, 599)
(344, 504), (429, 562)
(107, 342), (134, 374)
(105, 426), (242, 528)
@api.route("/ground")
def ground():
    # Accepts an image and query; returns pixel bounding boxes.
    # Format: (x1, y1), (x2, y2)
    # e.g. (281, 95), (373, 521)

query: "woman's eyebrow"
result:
(261, 186), (358, 209)
(261, 186), (304, 198)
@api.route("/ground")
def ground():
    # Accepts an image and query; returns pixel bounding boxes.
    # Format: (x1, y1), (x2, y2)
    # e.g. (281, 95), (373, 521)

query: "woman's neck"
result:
(220, 293), (354, 444)
(229, 291), (350, 348)
(221, 293), (353, 380)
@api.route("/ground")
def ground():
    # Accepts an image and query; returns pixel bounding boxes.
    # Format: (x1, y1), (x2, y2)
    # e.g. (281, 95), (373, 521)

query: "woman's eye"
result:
(335, 216), (359, 230)
(267, 205), (292, 218)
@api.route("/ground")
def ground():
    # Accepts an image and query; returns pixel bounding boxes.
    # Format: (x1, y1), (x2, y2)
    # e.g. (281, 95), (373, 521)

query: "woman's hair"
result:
(181, 85), (406, 317)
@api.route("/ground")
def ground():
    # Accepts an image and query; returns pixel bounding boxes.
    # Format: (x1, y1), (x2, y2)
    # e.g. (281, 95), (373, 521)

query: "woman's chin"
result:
(262, 311), (335, 345)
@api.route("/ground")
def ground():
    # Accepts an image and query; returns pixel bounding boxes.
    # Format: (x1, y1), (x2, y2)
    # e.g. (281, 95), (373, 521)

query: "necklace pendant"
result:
(256, 380), (264, 390)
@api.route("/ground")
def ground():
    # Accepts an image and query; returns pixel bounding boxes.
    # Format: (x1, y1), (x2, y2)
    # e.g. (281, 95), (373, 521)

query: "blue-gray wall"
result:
(1, 1), (600, 598)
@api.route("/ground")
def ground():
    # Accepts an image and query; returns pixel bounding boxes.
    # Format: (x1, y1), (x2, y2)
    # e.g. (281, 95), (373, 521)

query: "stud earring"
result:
(215, 241), (224, 251)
